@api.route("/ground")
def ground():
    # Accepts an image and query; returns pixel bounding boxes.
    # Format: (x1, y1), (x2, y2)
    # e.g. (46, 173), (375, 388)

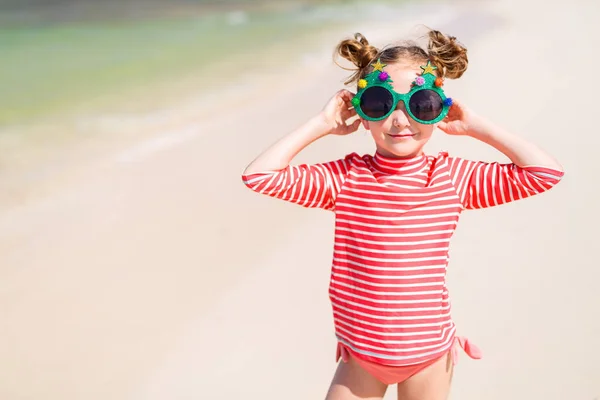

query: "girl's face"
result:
(361, 62), (437, 159)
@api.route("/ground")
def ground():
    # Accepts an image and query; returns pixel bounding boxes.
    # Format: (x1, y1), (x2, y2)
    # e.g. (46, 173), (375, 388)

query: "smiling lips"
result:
(388, 132), (416, 139)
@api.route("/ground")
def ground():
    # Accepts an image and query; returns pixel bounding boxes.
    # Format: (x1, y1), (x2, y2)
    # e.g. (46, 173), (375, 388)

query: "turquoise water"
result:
(0, 0), (414, 126)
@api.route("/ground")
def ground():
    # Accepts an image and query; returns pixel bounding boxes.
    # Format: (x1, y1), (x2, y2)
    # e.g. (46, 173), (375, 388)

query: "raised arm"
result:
(448, 157), (563, 209)
(242, 90), (360, 210)
(243, 115), (332, 176)
(440, 101), (564, 209)
(466, 116), (562, 172)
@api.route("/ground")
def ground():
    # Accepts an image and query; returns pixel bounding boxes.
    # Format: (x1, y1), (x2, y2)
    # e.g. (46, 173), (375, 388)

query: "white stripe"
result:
(370, 161), (427, 176)
(338, 191), (457, 205)
(382, 177), (429, 186)
(333, 287), (442, 306)
(333, 309), (451, 329)
(335, 241), (448, 255)
(329, 294), (450, 313)
(429, 167), (452, 186)
(333, 257), (447, 272)
(350, 170), (428, 181)
(331, 279), (443, 298)
(287, 167), (299, 202)
(336, 201), (460, 214)
(336, 217), (457, 230)
(454, 159), (471, 204)
(513, 175), (526, 200)
(529, 170), (561, 180)
(498, 167), (507, 205)
(334, 317), (442, 336)
(473, 164), (483, 208)
(339, 191), (460, 205)
(335, 226), (454, 238)
(263, 172), (281, 196)
(307, 168), (321, 208)
(334, 233), (451, 247)
(334, 250), (447, 264)
(331, 272), (444, 288)
(336, 210), (460, 222)
(332, 302), (451, 321)
(332, 264), (445, 278)
(506, 172), (515, 203)
(281, 168), (298, 201)
(297, 168), (308, 204)
(521, 170), (537, 193)
(490, 163), (499, 206)
(482, 163), (491, 208)
(342, 179), (452, 195)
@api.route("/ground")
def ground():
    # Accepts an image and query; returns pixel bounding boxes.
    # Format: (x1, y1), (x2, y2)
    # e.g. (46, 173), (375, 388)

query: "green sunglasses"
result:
(351, 60), (453, 124)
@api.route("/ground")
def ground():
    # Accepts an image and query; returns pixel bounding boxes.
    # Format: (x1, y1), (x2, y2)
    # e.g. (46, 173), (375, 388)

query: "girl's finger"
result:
(342, 99), (355, 110)
(348, 119), (361, 132)
(446, 109), (461, 121)
(340, 89), (355, 100)
(343, 107), (357, 117)
(345, 102), (357, 111)
(341, 108), (357, 120)
(340, 93), (356, 107)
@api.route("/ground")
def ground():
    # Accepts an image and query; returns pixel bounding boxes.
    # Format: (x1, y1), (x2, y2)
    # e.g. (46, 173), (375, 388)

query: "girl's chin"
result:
(380, 141), (424, 157)
(378, 146), (423, 159)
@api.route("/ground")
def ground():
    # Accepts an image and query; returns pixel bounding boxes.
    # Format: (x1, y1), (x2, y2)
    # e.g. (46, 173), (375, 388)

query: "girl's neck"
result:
(375, 147), (424, 160)
(373, 149), (428, 175)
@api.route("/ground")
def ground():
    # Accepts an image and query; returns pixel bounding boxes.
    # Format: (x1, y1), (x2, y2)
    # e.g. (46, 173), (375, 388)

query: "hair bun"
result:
(427, 30), (468, 79)
(334, 33), (379, 84)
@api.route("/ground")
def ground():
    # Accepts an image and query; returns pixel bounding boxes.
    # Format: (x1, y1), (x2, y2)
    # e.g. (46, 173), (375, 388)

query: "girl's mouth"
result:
(387, 131), (417, 139)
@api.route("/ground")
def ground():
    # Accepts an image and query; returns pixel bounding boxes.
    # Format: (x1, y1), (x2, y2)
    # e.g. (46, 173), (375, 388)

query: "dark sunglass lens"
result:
(408, 89), (443, 121)
(360, 86), (394, 118)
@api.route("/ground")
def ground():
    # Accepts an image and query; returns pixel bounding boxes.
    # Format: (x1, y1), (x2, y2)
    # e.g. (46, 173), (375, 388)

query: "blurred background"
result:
(1, 1), (598, 400)
(1, 0), (423, 209)
(1, 0), (388, 130)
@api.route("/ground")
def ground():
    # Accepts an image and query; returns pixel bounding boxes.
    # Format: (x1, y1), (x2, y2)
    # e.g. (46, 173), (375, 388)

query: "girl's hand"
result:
(318, 89), (361, 136)
(437, 100), (482, 137)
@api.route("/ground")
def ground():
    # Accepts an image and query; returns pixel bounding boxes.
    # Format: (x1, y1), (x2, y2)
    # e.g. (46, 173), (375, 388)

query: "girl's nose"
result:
(391, 106), (410, 128)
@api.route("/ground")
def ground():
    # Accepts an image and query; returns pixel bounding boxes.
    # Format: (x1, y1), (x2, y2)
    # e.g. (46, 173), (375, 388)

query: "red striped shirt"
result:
(242, 151), (563, 366)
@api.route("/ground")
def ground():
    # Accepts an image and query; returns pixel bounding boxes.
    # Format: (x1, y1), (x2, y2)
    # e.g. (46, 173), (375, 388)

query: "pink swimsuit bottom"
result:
(336, 336), (482, 385)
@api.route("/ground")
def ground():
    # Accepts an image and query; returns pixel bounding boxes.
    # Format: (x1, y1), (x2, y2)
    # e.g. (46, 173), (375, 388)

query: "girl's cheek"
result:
(371, 120), (389, 132)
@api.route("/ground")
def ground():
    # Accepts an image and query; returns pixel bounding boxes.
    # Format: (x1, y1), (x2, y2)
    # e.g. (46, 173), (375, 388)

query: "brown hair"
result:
(334, 29), (468, 86)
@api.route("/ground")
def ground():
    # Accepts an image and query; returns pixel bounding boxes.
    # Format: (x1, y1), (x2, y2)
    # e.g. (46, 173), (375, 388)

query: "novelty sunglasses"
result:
(351, 60), (453, 124)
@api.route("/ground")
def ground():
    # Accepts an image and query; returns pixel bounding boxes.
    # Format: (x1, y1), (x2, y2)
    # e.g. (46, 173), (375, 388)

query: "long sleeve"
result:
(447, 156), (564, 210)
(241, 155), (353, 211)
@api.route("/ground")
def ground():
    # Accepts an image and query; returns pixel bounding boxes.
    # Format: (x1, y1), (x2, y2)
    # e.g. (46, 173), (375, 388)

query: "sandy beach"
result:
(0, 0), (599, 399)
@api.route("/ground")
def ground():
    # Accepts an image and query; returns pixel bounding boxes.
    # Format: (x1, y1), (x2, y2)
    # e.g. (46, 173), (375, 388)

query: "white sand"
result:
(0, 0), (599, 399)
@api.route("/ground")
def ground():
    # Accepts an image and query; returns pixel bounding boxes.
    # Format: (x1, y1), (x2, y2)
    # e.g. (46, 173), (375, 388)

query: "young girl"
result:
(241, 29), (563, 400)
